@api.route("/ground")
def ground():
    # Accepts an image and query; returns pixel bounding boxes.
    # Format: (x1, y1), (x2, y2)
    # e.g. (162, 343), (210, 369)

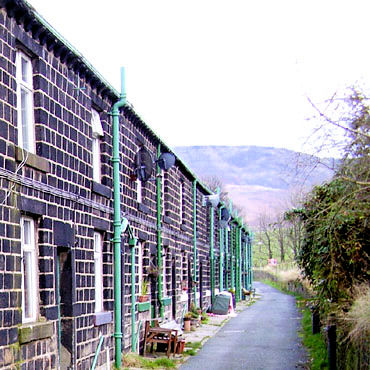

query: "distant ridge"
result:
(174, 145), (334, 226)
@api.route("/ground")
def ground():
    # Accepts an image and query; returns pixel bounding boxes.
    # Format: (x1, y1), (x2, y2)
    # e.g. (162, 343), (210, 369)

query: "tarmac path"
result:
(180, 281), (308, 370)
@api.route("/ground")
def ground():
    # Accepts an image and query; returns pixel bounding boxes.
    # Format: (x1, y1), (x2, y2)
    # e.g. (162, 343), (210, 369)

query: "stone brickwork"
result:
(0, 2), (252, 369)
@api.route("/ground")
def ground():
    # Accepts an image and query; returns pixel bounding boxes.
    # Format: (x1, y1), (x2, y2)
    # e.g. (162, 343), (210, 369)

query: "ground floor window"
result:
(21, 216), (38, 323)
(94, 232), (103, 313)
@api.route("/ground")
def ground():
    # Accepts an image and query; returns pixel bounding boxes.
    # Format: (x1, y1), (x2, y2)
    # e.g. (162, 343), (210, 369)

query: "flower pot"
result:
(138, 295), (149, 302)
(177, 340), (186, 354)
(184, 318), (191, 331)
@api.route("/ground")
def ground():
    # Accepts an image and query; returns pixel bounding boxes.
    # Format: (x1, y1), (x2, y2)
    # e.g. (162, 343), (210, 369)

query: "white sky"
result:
(27, 0), (370, 154)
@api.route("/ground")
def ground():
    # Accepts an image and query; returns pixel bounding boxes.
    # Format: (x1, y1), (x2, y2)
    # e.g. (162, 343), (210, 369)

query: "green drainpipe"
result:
(210, 204), (215, 305)
(192, 180), (198, 306)
(129, 235), (137, 351)
(238, 223), (242, 299)
(224, 225), (229, 290)
(235, 223), (239, 302)
(112, 67), (126, 368)
(218, 207), (224, 292)
(156, 143), (164, 318)
(56, 256), (61, 368)
(230, 224), (235, 290)
(120, 220), (138, 352)
(250, 232), (254, 289)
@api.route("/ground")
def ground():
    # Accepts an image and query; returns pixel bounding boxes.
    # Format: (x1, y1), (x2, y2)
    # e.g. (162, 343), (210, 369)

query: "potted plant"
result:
(229, 288), (236, 308)
(138, 279), (149, 302)
(147, 264), (160, 278)
(184, 312), (192, 331)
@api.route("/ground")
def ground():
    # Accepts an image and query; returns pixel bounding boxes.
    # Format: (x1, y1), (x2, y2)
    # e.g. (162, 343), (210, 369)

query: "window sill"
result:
(138, 203), (150, 214)
(15, 146), (50, 173)
(94, 311), (113, 326)
(138, 301), (151, 312)
(92, 181), (112, 198)
(18, 320), (53, 344)
(163, 216), (172, 225)
(162, 297), (171, 306)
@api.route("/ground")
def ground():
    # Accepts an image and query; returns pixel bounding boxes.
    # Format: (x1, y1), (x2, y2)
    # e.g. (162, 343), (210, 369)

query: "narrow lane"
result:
(180, 282), (307, 370)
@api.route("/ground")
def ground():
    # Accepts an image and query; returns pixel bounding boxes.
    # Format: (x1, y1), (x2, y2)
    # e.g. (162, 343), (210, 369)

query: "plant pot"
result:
(184, 319), (191, 331)
(138, 295), (149, 302)
(177, 340), (186, 354)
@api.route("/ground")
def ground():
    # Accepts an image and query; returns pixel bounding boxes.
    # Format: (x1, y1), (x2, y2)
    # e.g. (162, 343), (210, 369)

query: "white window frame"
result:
(179, 182), (184, 224)
(94, 232), (104, 313)
(21, 217), (37, 323)
(161, 170), (165, 211)
(16, 51), (35, 153)
(92, 109), (103, 183)
(136, 242), (143, 295)
(136, 179), (142, 204)
(162, 252), (167, 296)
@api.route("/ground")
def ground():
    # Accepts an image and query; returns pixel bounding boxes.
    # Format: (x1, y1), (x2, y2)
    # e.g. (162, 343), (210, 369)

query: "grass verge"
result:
(262, 279), (328, 369)
(122, 353), (179, 369)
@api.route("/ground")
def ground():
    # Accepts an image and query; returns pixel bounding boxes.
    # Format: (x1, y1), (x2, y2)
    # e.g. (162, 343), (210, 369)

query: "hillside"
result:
(174, 145), (335, 226)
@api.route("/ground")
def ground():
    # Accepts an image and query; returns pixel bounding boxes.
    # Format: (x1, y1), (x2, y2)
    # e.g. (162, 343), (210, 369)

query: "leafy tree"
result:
(297, 89), (369, 314)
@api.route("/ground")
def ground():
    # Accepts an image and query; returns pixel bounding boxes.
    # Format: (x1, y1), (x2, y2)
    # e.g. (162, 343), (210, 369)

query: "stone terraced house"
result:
(0, 1), (253, 369)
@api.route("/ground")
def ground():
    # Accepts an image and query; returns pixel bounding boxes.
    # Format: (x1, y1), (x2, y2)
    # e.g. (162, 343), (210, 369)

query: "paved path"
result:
(180, 282), (307, 370)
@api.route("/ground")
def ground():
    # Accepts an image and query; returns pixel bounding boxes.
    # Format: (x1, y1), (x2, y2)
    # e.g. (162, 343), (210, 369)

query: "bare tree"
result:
(257, 213), (273, 260)
(272, 215), (286, 262)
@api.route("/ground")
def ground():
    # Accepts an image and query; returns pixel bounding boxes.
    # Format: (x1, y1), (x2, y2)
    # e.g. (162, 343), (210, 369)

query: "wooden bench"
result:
(143, 320), (178, 358)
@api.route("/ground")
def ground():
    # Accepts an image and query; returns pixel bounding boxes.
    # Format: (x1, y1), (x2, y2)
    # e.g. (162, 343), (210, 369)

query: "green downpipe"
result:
(224, 226), (229, 290)
(235, 224), (239, 302)
(56, 256), (61, 368)
(91, 335), (104, 370)
(235, 223), (242, 302)
(112, 67), (126, 368)
(218, 207), (224, 292)
(230, 224), (235, 290)
(192, 180), (198, 306)
(210, 205), (215, 305)
(156, 144), (164, 318)
(130, 236), (136, 351)
(250, 232), (254, 289)
(242, 231), (247, 290)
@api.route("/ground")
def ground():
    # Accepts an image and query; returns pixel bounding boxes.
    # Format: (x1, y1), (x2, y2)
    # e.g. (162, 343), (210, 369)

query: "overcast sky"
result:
(27, 0), (370, 155)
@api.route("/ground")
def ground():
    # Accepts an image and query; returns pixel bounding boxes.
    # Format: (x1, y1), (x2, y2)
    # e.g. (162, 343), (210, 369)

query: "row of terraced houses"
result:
(0, 1), (253, 369)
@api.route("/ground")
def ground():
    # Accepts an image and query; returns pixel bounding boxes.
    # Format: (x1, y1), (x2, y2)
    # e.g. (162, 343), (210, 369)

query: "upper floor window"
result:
(161, 170), (165, 211)
(16, 51), (35, 153)
(21, 217), (38, 323)
(136, 242), (144, 294)
(91, 109), (104, 183)
(179, 182), (184, 224)
(136, 179), (142, 204)
(94, 232), (103, 313)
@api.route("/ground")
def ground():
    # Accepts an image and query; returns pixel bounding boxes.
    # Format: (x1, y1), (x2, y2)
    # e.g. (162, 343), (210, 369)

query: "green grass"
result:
(261, 279), (298, 296)
(201, 315), (210, 324)
(300, 308), (328, 370)
(185, 341), (202, 350)
(183, 349), (197, 356)
(123, 353), (178, 369)
(183, 341), (202, 356)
